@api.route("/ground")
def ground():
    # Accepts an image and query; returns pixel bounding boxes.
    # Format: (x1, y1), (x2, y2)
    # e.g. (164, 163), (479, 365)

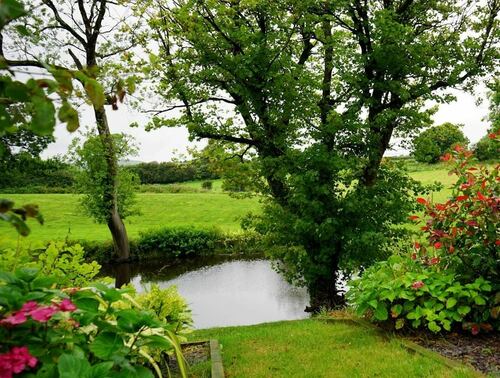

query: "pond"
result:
(104, 255), (310, 329)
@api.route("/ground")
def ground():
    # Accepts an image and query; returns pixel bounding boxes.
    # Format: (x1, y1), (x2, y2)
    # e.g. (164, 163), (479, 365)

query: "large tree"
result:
(1, 0), (143, 261)
(140, 0), (499, 306)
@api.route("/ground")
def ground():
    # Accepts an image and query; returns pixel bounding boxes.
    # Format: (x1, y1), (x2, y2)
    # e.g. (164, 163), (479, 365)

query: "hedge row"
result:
(74, 228), (263, 264)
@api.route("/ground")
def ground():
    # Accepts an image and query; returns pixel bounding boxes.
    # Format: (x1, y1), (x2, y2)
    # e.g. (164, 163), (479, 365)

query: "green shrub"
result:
(73, 229), (263, 263)
(136, 228), (221, 259)
(201, 181), (213, 190)
(138, 184), (200, 193)
(136, 284), (192, 332)
(411, 123), (469, 163)
(347, 256), (496, 334)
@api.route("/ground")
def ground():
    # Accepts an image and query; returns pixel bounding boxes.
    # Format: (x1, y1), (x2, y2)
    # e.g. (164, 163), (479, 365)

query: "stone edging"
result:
(317, 317), (484, 378)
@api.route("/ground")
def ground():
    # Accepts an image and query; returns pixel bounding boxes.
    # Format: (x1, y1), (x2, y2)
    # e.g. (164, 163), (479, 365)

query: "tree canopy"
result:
(138, 0), (499, 306)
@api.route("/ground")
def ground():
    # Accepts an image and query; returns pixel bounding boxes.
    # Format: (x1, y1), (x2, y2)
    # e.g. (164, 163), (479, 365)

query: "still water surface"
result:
(106, 256), (310, 329)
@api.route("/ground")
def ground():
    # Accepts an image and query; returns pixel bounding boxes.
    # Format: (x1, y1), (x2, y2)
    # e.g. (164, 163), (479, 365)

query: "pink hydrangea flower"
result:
(20, 301), (38, 314)
(58, 299), (77, 312)
(0, 346), (37, 378)
(0, 311), (27, 326)
(30, 306), (57, 323)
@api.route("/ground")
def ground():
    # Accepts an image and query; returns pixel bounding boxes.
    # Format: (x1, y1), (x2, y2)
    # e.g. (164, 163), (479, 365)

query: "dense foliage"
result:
(0, 155), (74, 193)
(411, 123), (469, 164)
(348, 146), (500, 334)
(129, 160), (218, 185)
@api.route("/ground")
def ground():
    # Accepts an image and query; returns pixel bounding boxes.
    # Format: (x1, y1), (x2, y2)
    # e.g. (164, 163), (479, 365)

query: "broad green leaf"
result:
(57, 353), (91, 378)
(457, 306), (471, 316)
(446, 297), (457, 309)
(84, 79), (105, 108)
(89, 361), (114, 378)
(374, 303), (388, 321)
(89, 332), (126, 360)
(474, 296), (486, 306)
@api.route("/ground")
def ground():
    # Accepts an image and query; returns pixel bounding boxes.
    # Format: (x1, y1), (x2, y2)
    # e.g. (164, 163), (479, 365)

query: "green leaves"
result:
(89, 332), (127, 360)
(59, 101), (80, 132)
(84, 79), (106, 108)
(0, 0), (25, 29)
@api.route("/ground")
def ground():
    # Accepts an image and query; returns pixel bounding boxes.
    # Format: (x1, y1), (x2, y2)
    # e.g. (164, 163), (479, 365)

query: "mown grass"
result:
(0, 164), (463, 249)
(189, 319), (477, 378)
(0, 193), (260, 249)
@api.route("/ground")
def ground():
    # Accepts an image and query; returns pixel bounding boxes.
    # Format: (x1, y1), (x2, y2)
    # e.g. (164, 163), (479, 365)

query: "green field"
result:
(0, 192), (260, 249)
(0, 164), (458, 249)
(189, 319), (476, 378)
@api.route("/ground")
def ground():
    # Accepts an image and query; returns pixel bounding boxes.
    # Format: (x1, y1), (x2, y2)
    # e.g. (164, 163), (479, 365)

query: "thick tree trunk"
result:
(305, 252), (345, 312)
(93, 106), (130, 262)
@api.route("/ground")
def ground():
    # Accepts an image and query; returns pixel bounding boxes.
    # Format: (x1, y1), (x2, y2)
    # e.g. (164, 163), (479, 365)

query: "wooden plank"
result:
(210, 339), (225, 378)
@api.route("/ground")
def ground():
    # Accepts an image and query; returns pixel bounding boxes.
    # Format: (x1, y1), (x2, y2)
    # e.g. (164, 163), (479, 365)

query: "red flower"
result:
(456, 195), (469, 201)
(433, 242), (442, 249)
(488, 133), (497, 139)
(0, 311), (27, 326)
(411, 281), (424, 290)
(408, 215), (419, 221)
(58, 299), (77, 312)
(441, 153), (452, 161)
(453, 144), (464, 152)
(429, 257), (440, 265)
(411, 253), (417, 260)
(416, 197), (427, 205)
(477, 191), (487, 201)
(414, 242), (421, 250)
(496, 240), (500, 246)
(30, 306), (57, 323)
(471, 324), (480, 335)
(448, 245), (455, 253)
(466, 220), (478, 227)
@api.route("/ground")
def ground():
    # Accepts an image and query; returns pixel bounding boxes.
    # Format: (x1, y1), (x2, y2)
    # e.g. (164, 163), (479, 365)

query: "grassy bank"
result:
(0, 192), (260, 249)
(189, 319), (477, 377)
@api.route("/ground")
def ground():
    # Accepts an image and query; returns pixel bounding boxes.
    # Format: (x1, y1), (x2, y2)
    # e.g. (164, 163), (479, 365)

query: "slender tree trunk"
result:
(93, 105), (130, 262)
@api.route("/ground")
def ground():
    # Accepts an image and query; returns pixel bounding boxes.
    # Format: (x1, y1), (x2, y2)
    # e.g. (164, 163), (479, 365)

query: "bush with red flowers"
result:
(348, 143), (499, 334)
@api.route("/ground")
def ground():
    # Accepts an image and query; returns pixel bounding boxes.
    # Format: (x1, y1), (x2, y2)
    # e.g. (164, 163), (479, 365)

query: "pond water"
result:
(104, 255), (310, 329)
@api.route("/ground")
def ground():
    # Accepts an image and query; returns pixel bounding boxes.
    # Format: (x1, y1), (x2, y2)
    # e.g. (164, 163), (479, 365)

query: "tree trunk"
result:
(93, 105), (130, 262)
(305, 252), (345, 312)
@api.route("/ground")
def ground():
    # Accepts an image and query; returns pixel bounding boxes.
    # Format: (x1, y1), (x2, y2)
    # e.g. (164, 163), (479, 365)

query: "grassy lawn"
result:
(189, 319), (476, 378)
(0, 193), (260, 249)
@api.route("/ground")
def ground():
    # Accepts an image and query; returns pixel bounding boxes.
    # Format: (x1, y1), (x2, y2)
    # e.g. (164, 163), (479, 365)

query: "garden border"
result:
(180, 339), (225, 378)
(317, 317), (484, 377)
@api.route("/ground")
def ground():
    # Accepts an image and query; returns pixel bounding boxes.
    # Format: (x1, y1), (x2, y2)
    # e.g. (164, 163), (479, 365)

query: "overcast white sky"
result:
(41, 88), (490, 162)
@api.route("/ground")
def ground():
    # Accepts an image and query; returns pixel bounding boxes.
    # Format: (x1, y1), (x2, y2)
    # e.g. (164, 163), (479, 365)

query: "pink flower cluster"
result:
(0, 299), (77, 326)
(0, 347), (37, 378)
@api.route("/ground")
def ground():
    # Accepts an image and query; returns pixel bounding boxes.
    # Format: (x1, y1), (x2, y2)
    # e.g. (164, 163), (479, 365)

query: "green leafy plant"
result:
(347, 256), (495, 334)
(0, 268), (187, 378)
(0, 242), (100, 287)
